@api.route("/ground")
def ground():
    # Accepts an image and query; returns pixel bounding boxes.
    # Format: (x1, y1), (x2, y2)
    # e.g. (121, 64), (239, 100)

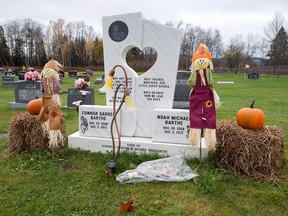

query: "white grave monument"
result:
(68, 12), (208, 158)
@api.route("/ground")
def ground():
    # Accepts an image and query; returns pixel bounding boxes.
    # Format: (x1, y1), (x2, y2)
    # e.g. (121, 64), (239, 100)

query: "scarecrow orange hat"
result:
(191, 44), (212, 62)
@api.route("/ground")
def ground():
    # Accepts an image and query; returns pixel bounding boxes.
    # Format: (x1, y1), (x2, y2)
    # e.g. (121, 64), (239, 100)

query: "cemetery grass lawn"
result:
(0, 72), (288, 215)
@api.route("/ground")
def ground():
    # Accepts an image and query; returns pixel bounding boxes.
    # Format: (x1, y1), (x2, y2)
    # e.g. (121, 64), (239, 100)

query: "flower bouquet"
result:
(75, 78), (91, 89)
(25, 71), (41, 81)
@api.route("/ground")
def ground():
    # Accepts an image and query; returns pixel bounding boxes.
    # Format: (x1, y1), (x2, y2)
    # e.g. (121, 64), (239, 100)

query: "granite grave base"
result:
(8, 102), (27, 109)
(68, 131), (208, 158)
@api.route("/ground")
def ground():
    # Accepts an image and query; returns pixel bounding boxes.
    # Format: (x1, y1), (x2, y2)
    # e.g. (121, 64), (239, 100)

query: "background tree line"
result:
(0, 12), (287, 72)
(0, 19), (103, 69)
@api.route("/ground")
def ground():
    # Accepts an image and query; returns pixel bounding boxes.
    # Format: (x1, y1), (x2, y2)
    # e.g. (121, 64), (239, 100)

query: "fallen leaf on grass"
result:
(104, 169), (113, 177)
(119, 200), (135, 215)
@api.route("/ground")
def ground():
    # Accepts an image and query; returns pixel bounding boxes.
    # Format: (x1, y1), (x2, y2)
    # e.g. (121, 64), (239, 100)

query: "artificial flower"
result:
(25, 70), (41, 81)
(74, 78), (90, 89)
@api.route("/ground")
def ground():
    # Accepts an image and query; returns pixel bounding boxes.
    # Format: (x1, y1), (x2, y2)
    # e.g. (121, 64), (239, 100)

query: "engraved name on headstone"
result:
(79, 105), (119, 138)
(14, 80), (43, 103)
(152, 108), (190, 144)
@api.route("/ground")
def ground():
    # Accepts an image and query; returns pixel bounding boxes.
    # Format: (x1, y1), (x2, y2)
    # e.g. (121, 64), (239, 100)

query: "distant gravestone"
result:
(248, 72), (259, 79)
(5, 72), (14, 77)
(14, 80), (43, 103)
(18, 72), (26, 80)
(2, 76), (15, 86)
(0, 68), (3, 75)
(13, 70), (19, 75)
(94, 78), (103, 84)
(68, 71), (77, 78)
(173, 71), (191, 109)
(94, 74), (103, 83)
(67, 87), (95, 108)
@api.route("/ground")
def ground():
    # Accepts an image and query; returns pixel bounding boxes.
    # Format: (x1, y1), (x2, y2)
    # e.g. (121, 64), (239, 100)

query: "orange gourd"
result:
(27, 98), (43, 115)
(236, 100), (265, 130)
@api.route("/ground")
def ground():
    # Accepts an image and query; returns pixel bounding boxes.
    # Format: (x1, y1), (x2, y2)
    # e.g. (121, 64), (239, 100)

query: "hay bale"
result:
(8, 112), (66, 155)
(216, 120), (285, 182)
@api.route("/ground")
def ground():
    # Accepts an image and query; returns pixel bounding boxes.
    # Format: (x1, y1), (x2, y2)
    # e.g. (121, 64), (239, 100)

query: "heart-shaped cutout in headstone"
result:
(125, 47), (157, 75)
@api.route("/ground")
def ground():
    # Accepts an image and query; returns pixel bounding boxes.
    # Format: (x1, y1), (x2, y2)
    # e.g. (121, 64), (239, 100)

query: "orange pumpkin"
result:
(236, 100), (265, 130)
(27, 98), (43, 115)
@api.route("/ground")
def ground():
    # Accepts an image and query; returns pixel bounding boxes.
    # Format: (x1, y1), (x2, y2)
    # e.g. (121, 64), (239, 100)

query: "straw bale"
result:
(8, 112), (66, 154)
(216, 120), (285, 183)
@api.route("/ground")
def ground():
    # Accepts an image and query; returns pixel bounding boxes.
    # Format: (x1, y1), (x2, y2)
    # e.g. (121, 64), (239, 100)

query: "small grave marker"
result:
(68, 71), (77, 78)
(67, 87), (95, 107)
(18, 72), (26, 80)
(2, 76), (15, 86)
(248, 73), (259, 79)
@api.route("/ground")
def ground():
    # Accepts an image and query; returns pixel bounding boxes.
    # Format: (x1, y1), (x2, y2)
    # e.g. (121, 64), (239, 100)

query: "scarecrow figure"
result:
(37, 60), (65, 153)
(187, 44), (220, 151)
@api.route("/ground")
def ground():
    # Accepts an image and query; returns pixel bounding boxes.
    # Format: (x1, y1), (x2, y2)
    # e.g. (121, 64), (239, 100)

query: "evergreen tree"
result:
(0, 26), (11, 66)
(38, 39), (47, 67)
(92, 37), (99, 65)
(267, 26), (288, 67)
(12, 38), (25, 66)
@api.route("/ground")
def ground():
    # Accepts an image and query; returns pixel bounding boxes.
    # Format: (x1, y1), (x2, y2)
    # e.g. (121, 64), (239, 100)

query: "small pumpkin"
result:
(27, 98), (43, 115)
(236, 100), (265, 130)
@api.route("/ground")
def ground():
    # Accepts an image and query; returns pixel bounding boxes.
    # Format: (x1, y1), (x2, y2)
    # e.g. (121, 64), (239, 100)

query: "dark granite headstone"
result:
(2, 76), (15, 86)
(248, 73), (259, 79)
(14, 80), (43, 103)
(173, 71), (191, 109)
(68, 71), (78, 78)
(18, 72), (26, 80)
(67, 87), (95, 107)
(13, 70), (19, 75)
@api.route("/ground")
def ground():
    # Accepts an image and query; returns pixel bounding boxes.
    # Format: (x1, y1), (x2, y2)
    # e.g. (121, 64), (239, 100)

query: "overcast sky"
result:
(1, 0), (288, 46)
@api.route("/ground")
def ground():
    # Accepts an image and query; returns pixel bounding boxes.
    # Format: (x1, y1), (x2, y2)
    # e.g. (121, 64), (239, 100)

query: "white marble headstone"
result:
(79, 105), (120, 138)
(102, 12), (182, 138)
(152, 108), (190, 144)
